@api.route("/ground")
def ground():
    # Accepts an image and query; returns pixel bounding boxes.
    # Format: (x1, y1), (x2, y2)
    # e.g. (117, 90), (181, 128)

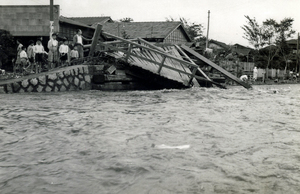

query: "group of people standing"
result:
(15, 29), (91, 75)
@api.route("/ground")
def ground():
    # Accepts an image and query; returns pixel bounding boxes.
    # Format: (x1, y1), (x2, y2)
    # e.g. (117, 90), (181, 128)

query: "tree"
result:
(274, 18), (295, 72)
(242, 16), (295, 75)
(241, 15), (265, 50)
(0, 29), (16, 70)
(166, 16), (204, 41)
(119, 17), (133, 23)
(261, 19), (279, 72)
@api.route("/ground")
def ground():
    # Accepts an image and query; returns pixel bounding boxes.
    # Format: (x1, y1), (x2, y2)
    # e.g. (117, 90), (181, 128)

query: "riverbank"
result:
(225, 77), (299, 88)
(251, 78), (299, 86)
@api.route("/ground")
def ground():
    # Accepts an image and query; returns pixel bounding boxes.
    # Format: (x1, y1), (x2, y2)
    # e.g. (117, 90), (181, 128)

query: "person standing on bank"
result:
(253, 66), (258, 82)
(26, 40), (35, 71)
(34, 38), (46, 73)
(48, 33), (59, 69)
(59, 37), (69, 67)
(73, 29), (92, 59)
(70, 46), (79, 65)
(19, 46), (28, 74)
(14, 39), (23, 74)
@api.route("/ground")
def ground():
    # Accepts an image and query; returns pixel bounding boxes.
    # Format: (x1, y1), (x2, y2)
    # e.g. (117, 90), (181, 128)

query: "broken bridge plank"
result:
(180, 45), (252, 89)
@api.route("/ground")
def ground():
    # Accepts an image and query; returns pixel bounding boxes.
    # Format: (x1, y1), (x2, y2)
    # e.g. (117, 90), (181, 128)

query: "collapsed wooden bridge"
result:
(88, 24), (252, 90)
(0, 24), (252, 93)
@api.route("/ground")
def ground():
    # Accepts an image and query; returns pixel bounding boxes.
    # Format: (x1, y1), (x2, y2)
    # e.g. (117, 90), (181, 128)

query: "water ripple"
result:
(0, 85), (299, 193)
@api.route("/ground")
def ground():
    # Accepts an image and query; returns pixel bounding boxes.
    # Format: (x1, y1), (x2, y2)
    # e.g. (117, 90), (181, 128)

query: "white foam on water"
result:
(155, 144), (190, 149)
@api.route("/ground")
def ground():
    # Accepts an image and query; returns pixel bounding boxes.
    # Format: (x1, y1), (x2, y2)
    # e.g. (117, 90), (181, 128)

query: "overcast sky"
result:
(2, 0), (300, 47)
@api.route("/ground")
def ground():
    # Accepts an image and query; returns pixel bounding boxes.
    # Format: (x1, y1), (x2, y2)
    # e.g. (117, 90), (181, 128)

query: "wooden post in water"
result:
(89, 24), (103, 57)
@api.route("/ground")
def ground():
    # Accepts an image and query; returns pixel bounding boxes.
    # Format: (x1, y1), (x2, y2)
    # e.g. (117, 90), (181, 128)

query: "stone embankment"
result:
(0, 65), (93, 93)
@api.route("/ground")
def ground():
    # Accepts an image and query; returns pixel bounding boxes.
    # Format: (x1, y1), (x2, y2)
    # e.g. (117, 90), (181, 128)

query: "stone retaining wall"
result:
(0, 65), (92, 93)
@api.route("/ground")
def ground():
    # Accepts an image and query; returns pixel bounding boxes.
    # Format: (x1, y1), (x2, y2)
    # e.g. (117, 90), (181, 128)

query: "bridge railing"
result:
(96, 30), (207, 86)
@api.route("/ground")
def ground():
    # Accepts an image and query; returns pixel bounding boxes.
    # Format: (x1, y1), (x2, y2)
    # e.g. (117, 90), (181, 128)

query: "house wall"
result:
(0, 5), (60, 36)
(60, 24), (79, 42)
(59, 23), (94, 43)
(164, 28), (189, 44)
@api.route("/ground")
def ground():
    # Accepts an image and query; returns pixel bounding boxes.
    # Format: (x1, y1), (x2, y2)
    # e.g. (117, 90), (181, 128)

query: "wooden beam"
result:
(137, 38), (165, 52)
(157, 56), (166, 74)
(180, 45), (252, 89)
(104, 39), (138, 44)
(188, 67), (197, 85)
(89, 24), (103, 57)
(125, 44), (133, 62)
(175, 45), (212, 81)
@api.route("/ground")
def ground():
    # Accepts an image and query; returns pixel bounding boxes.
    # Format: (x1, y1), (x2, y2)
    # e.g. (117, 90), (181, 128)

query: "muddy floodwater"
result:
(0, 84), (299, 194)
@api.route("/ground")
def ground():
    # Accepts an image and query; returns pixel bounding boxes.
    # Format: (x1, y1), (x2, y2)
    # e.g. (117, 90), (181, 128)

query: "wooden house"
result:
(101, 22), (192, 44)
(286, 39), (298, 50)
(231, 44), (254, 62)
(58, 16), (95, 42)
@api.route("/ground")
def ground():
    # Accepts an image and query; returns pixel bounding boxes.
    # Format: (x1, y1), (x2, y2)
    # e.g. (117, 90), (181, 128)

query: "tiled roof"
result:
(232, 48), (251, 56)
(209, 39), (229, 50)
(59, 16), (94, 29)
(101, 22), (187, 40)
(68, 17), (113, 26)
(286, 39), (297, 45)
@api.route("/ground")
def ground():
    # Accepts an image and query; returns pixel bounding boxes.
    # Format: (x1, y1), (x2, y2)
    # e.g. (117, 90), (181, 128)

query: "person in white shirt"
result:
(73, 29), (92, 58)
(34, 38), (46, 73)
(70, 46), (79, 66)
(240, 75), (248, 82)
(59, 37), (69, 66)
(19, 46), (28, 74)
(48, 33), (59, 69)
(253, 67), (258, 81)
(70, 46), (79, 60)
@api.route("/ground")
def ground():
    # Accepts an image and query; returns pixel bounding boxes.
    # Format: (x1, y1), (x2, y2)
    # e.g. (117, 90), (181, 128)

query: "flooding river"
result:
(0, 84), (300, 194)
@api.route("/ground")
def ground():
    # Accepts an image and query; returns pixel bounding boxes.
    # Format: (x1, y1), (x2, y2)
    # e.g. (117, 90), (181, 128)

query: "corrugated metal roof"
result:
(102, 22), (189, 40)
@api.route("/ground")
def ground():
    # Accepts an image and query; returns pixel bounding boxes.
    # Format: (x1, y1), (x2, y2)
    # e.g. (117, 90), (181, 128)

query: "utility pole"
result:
(205, 10), (210, 50)
(50, 0), (54, 38)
